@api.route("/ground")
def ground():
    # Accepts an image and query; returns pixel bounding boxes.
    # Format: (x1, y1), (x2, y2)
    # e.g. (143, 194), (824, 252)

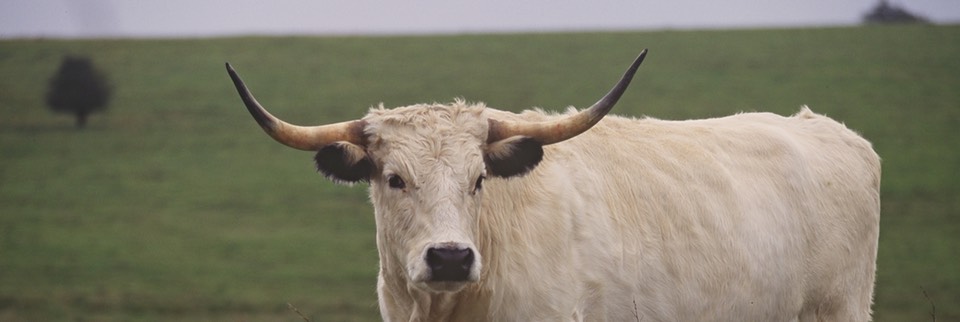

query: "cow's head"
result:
(226, 50), (646, 293)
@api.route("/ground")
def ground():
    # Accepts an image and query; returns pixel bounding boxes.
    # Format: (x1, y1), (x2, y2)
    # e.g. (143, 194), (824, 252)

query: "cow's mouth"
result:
(422, 280), (474, 293)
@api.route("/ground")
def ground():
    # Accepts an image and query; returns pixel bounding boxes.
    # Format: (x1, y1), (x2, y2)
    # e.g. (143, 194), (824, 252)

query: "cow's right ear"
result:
(314, 142), (373, 184)
(484, 136), (544, 178)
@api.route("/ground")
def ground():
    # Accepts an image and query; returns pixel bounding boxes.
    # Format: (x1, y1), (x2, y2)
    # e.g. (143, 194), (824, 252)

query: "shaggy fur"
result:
(311, 100), (880, 322)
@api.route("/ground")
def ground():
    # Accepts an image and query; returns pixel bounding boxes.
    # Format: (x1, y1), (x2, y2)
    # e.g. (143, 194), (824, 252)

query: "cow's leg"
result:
(822, 298), (872, 322)
(800, 295), (872, 322)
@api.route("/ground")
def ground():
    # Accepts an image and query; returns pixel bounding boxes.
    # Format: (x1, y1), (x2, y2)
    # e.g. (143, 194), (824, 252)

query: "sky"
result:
(1, 0), (959, 39)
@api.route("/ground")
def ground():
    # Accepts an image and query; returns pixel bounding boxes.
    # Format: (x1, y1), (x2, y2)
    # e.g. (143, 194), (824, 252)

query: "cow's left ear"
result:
(484, 136), (544, 178)
(314, 142), (373, 183)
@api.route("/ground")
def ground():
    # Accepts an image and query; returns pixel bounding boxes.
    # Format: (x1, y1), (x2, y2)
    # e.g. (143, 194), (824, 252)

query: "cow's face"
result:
(225, 50), (645, 293)
(314, 103), (543, 293)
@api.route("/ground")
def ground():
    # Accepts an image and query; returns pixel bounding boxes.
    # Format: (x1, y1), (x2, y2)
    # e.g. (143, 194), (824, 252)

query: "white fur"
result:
(355, 101), (880, 321)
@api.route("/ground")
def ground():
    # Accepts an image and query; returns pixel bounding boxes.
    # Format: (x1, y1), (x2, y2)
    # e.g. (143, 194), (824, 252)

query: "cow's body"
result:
(373, 104), (880, 321)
(227, 52), (880, 321)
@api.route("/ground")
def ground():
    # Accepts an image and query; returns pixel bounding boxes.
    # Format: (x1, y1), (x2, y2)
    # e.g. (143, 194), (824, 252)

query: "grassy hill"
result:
(1, 25), (957, 321)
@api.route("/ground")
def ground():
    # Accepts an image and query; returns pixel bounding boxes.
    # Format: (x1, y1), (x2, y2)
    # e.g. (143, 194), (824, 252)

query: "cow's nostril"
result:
(426, 247), (474, 282)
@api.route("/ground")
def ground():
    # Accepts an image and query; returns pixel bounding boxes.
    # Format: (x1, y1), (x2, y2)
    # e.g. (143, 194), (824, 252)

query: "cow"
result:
(225, 49), (881, 321)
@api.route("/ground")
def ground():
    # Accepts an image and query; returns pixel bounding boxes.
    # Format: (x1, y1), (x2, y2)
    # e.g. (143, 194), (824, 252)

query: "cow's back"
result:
(499, 107), (880, 321)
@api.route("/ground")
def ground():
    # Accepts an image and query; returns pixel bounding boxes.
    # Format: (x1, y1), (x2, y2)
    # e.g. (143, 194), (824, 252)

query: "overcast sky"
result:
(2, 0), (958, 38)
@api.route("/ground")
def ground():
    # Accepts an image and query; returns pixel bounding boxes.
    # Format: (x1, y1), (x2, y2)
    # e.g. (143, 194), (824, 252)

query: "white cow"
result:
(227, 49), (881, 321)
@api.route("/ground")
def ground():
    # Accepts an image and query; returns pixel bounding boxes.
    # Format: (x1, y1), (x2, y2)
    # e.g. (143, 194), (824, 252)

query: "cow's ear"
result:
(484, 136), (544, 178)
(314, 142), (373, 183)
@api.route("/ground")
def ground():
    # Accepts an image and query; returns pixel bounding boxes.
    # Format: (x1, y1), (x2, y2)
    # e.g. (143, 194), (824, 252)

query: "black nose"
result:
(425, 246), (474, 282)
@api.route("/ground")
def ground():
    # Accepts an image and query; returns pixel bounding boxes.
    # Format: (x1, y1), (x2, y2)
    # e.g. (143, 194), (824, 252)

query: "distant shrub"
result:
(46, 56), (112, 128)
(863, 0), (930, 24)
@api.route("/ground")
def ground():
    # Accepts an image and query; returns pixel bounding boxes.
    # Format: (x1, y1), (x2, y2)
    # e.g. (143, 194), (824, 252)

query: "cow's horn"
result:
(487, 49), (647, 145)
(226, 63), (366, 150)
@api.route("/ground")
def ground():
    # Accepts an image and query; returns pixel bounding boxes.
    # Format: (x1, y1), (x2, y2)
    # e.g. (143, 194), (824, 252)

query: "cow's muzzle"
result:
(426, 245), (475, 282)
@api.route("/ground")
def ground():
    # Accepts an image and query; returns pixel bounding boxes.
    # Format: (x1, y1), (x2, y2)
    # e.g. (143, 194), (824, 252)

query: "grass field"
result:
(1, 25), (958, 321)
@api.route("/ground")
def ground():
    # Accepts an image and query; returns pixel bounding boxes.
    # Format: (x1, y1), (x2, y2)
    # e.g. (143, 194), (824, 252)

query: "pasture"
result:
(1, 25), (957, 321)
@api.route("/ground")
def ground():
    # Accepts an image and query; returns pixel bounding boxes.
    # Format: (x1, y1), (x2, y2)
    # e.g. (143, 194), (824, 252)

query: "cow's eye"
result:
(387, 174), (406, 189)
(474, 175), (485, 192)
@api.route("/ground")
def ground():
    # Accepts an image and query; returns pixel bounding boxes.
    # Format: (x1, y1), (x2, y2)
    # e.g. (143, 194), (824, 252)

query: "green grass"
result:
(1, 25), (958, 321)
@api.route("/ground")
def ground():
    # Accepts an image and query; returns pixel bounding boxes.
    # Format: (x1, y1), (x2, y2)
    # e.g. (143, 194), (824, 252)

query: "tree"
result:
(46, 56), (112, 129)
(863, 0), (930, 24)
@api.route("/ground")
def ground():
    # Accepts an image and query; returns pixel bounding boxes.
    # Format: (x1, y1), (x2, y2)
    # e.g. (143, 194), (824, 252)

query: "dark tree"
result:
(863, 0), (930, 24)
(46, 56), (112, 128)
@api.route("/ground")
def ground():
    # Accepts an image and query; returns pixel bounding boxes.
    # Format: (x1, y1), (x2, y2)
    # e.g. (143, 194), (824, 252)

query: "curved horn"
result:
(487, 49), (647, 145)
(226, 63), (366, 151)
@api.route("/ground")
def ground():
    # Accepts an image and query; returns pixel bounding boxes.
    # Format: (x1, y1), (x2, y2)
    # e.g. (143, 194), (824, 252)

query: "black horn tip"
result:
(225, 62), (279, 133)
(635, 49), (648, 66)
(225, 63), (242, 84)
(624, 49), (648, 79)
(589, 49), (648, 116)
